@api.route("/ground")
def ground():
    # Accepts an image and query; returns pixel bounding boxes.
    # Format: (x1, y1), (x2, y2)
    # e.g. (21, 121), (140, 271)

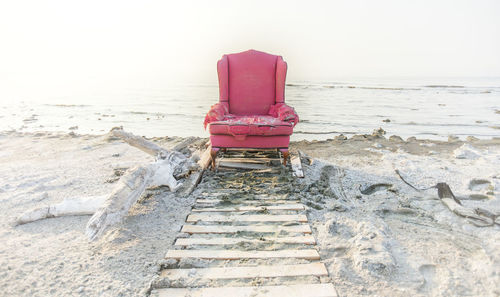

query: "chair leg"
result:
(279, 149), (289, 166)
(210, 148), (220, 170)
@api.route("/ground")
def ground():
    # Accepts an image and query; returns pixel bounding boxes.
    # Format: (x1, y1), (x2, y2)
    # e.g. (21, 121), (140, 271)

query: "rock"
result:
(448, 135), (460, 142)
(389, 135), (403, 142)
(466, 136), (479, 142)
(351, 135), (367, 141)
(158, 258), (178, 269)
(335, 134), (347, 141)
(406, 136), (417, 142)
(453, 144), (480, 160)
(371, 128), (386, 138)
(468, 179), (491, 191)
(383, 119), (391, 122)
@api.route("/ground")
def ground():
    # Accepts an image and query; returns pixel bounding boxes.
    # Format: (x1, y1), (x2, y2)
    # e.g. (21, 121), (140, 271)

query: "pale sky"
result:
(1, 0), (499, 93)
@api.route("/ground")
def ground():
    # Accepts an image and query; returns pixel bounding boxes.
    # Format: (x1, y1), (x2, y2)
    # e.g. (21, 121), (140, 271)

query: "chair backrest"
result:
(217, 50), (287, 115)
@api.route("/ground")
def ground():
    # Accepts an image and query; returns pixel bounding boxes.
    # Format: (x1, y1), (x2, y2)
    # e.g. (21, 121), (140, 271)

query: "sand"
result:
(0, 130), (499, 296)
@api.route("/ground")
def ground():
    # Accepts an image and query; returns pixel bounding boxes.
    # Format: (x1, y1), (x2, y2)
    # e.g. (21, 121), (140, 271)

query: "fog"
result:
(1, 0), (499, 98)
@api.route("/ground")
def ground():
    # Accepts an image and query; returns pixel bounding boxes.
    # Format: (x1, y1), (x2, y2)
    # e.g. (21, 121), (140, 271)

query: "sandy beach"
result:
(1, 130), (498, 296)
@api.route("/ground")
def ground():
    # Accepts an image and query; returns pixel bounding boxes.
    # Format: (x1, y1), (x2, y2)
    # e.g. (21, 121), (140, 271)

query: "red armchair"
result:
(204, 49), (299, 167)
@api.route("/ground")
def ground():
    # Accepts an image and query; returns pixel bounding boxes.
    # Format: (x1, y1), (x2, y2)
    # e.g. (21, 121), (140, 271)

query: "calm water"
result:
(1, 77), (499, 141)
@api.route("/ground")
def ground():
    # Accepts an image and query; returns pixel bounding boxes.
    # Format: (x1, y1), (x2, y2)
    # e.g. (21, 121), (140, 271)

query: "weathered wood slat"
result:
(174, 235), (316, 246)
(165, 249), (320, 260)
(218, 161), (268, 170)
(225, 148), (278, 152)
(151, 283), (338, 297)
(181, 224), (312, 234)
(219, 158), (275, 164)
(186, 214), (308, 223)
(196, 199), (298, 205)
(191, 204), (304, 212)
(200, 194), (289, 200)
(160, 262), (328, 280)
(291, 154), (304, 178)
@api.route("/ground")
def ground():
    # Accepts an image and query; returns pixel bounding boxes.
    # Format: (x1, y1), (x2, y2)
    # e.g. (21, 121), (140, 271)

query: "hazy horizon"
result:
(1, 0), (500, 97)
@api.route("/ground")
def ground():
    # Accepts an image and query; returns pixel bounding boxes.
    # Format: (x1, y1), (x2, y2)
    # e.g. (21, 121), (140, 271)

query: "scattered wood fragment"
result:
(395, 170), (499, 227)
(291, 153), (304, 178)
(359, 183), (393, 195)
(179, 142), (211, 197)
(436, 183), (498, 227)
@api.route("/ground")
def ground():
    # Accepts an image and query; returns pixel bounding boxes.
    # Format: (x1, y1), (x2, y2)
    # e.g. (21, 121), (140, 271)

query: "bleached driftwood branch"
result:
(15, 195), (107, 226)
(86, 128), (198, 240)
(395, 170), (499, 227)
(110, 127), (168, 157)
(16, 128), (200, 242)
(86, 165), (154, 241)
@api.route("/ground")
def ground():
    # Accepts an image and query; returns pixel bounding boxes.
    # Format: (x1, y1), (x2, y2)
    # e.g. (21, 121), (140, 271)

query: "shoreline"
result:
(1, 130), (499, 296)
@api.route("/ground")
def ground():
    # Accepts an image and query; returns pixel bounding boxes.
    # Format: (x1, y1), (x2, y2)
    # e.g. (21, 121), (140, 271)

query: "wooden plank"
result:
(218, 161), (268, 170)
(191, 204), (304, 212)
(186, 214), (308, 223)
(200, 193), (288, 200)
(226, 148), (277, 152)
(165, 249), (320, 260)
(151, 283), (338, 297)
(160, 262), (328, 280)
(219, 158), (273, 164)
(181, 224), (312, 234)
(197, 143), (212, 170)
(196, 199), (298, 205)
(291, 154), (304, 178)
(174, 235), (316, 246)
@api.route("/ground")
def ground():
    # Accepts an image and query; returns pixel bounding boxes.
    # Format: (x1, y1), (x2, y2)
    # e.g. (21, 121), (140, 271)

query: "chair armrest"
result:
(204, 102), (229, 129)
(268, 103), (299, 127)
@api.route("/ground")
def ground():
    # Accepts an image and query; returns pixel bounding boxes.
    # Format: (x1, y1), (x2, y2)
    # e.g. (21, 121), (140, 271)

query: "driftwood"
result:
(86, 165), (155, 241)
(110, 128), (168, 157)
(15, 195), (106, 226)
(86, 129), (198, 240)
(395, 170), (499, 227)
(16, 128), (200, 241)
(178, 143), (212, 197)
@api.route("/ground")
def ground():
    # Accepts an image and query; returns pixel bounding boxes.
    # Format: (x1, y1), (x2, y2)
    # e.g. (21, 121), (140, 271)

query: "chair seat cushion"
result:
(209, 115), (293, 137)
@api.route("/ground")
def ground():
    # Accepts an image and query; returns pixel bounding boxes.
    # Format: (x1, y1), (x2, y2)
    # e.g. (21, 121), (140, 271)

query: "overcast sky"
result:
(1, 0), (499, 92)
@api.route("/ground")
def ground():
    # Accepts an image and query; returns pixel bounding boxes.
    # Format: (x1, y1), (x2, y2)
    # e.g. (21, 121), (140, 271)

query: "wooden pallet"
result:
(152, 152), (335, 297)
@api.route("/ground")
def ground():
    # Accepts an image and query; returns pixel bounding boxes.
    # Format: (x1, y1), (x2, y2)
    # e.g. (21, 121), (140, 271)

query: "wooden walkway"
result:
(150, 151), (337, 297)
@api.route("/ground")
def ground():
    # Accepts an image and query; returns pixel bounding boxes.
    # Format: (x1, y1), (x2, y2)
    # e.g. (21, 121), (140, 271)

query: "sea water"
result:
(1, 77), (499, 140)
